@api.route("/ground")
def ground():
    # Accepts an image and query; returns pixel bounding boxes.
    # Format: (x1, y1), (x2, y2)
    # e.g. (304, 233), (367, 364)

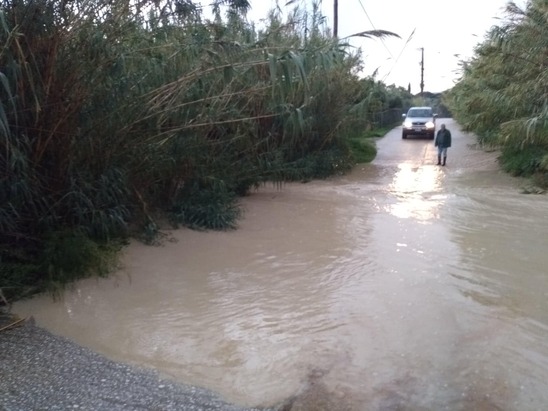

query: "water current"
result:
(14, 119), (548, 410)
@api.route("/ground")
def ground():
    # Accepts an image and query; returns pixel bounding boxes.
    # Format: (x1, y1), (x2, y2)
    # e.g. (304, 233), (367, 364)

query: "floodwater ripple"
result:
(13, 121), (548, 410)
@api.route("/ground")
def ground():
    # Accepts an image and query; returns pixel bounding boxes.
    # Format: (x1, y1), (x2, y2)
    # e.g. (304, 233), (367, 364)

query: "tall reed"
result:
(0, 0), (408, 300)
(447, 0), (548, 180)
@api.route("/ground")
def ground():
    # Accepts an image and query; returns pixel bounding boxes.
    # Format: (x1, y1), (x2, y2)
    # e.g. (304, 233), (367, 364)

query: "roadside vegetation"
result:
(0, 0), (411, 301)
(445, 0), (548, 188)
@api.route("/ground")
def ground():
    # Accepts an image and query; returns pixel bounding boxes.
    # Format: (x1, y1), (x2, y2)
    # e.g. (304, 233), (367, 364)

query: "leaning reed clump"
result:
(0, 0), (397, 300)
(0, 0), (136, 299)
(447, 0), (548, 182)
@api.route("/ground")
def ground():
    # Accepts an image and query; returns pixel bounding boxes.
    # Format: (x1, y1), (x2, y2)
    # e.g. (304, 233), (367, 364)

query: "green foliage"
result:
(0, 0), (402, 301)
(0, 261), (40, 301)
(288, 147), (355, 180)
(361, 127), (394, 138)
(499, 146), (548, 177)
(409, 92), (450, 117)
(170, 182), (241, 230)
(0, 231), (122, 301)
(348, 138), (377, 164)
(446, 0), (548, 181)
(41, 231), (121, 295)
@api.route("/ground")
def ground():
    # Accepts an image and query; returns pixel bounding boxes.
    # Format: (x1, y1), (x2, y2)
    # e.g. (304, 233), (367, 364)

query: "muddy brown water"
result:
(14, 119), (548, 410)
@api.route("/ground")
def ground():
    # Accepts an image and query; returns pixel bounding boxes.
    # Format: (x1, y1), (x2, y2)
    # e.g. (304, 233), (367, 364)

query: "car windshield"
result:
(408, 109), (432, 117)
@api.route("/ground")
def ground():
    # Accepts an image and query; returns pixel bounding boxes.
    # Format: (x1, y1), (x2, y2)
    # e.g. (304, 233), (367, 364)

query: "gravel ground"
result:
(0, 315), (282, 411)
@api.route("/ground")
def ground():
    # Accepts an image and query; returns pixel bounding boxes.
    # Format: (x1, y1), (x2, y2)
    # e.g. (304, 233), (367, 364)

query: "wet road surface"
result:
(13, 119), (548, 410)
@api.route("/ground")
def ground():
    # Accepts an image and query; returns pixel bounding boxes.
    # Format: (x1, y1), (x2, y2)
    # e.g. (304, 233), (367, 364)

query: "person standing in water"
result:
(435, 123), (452, 166)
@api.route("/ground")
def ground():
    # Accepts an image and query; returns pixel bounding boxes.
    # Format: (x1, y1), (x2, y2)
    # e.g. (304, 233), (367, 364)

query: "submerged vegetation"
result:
(0, 0), (410, 300)
(446, 0), (548, 186)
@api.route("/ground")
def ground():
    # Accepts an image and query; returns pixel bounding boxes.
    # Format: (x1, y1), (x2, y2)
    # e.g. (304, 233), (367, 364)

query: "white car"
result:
(402, 106), (437, 139)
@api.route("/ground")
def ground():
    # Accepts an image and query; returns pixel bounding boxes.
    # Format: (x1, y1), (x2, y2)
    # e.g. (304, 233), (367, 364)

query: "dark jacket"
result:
(435, 128), (452, 148)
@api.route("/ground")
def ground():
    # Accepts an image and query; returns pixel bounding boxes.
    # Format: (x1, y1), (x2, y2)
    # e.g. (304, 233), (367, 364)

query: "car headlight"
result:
(425, 121), (435, 129)
(403, 120), (413, 128)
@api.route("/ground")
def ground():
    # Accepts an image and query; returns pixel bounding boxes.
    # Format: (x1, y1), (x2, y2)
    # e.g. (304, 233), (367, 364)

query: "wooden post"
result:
(334, 0), (338, 37)
(420, 47), (424, 96)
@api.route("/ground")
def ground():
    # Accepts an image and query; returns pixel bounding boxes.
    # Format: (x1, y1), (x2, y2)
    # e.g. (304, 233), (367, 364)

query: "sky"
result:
(245, 0), (528, 93)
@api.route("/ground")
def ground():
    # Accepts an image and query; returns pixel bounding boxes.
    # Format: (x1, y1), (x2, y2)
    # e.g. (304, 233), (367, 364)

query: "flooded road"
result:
(14, 119), (548, 410)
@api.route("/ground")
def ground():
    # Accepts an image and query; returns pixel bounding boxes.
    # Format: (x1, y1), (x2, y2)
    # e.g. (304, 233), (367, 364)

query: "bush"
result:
(170, 182), (241, 230)
(499, 146), (548, 177)
(0, 0), (393, 302)
(0, 231), (122, 301)
(41, 231), (121, 293)
(348, 138), (377, 164)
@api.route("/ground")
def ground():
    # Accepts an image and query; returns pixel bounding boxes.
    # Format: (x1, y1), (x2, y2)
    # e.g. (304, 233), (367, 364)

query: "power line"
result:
(355, 0), (394, 59)
(381, 28), (415, 83)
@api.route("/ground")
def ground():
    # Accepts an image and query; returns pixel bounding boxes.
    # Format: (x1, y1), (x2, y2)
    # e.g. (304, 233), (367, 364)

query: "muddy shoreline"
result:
(0, 314), (284, 411)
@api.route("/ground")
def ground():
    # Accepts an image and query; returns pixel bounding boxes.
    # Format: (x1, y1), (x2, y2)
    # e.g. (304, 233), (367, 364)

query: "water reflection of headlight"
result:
(426, 121), (435, 129)
(388, 164), (445, 221)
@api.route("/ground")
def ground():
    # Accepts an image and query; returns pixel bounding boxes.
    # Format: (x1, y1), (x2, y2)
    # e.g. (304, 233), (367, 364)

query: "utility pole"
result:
(334, 0), (338, 37)
(420, 47), (424, 96)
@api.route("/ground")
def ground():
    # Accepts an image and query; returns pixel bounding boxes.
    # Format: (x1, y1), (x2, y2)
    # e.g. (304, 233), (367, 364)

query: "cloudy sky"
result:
(245, 0), (527, 93)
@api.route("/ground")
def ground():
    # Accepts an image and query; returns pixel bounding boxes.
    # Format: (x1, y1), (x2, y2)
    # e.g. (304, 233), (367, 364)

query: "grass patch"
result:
(170, 183), (241, 231)
(362, 126), (393, 138)
(499, 146), (547, 177)
(1, 231), (123, 302)
(499, 146), (548, 191)
(348, 137), (377, 164)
